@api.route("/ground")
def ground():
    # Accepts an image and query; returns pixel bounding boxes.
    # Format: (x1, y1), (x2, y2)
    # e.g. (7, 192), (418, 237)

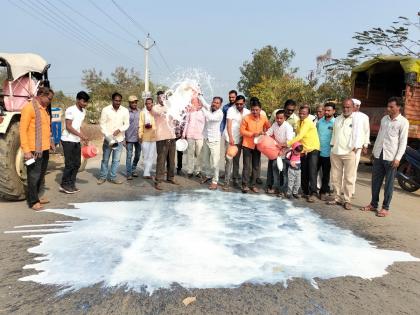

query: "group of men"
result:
(19, 87), (409, 217)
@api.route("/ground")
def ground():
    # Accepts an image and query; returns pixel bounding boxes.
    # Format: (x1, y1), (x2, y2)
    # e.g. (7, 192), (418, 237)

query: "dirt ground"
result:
(0, 147), (419, 315)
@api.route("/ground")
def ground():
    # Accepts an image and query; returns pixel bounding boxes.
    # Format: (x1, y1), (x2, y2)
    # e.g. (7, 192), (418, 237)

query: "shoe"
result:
(293, 194), (300, 199)
(266, 188), (275, 194)
(343, 202), (352, 210)
(143, 176), (153, 179)
(242, 186), (250, 193)
(326, 199), (342, 206)
(251, 187), (259, 193)
(200, 177), (211, 184)
(59, 186), (75, 194)
(286, 194), (292, 199)
(176, 169), (185, 176)
(109, 178), (123, 184)
(360, 204), (377, 212)
(222, 183), (230, 191)
(166, 179), (179, 185)
(232, 181), (240, 188)
(307, 195), (316, 203)
(209, 183), (218, 190)
(97, 178), (106, 185)
(194, 172), (202, 178)
(319, 193), (327, 201)
(187, 173), (194, 178)
(39, 197), (50, 204)
(132, 171), (139, 177)
(154, 182), (163, 190)
(376, 209), (389, 217)
(256, 178), (263, 185)
(31, 202), (43, 211)
(127, 175), (133, 180)
(72, 187), (81, 193)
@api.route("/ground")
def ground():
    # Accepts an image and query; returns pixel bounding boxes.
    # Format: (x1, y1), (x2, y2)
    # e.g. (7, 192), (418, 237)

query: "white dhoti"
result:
(142, 141), (157, 177)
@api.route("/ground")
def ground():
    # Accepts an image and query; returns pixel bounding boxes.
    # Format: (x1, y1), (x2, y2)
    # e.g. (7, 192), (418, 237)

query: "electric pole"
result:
(138, 33), (156, 98)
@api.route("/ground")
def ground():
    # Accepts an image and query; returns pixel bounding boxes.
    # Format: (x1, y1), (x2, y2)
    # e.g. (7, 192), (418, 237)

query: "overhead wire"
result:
(44, 0), (138, 65)
(13, 0), (114, 61)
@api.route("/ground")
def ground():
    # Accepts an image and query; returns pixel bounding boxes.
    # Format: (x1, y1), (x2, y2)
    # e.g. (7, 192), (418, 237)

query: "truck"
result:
(0, 53), (50, 200)
(351, 55), (420, 147)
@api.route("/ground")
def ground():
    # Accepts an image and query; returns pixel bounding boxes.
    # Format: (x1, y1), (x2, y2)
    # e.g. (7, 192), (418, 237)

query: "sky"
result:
(2, 0), (419, 99)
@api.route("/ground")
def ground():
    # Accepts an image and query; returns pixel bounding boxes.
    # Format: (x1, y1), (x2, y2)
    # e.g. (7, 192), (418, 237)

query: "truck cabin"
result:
(352, 56), (420, 144)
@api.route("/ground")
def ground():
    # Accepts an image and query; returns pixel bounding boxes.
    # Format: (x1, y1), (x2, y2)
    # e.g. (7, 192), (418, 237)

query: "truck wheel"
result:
(0, 122), (26, 200)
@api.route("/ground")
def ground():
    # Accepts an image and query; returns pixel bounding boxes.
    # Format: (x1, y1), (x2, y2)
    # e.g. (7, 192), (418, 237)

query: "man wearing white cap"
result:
(351, 98), (370, 194)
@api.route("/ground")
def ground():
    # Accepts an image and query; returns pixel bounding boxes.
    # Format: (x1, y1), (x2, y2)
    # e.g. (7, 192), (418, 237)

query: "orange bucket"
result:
(81, 144), (98, 159)
(256, 135), (281, 160)
(226, 145), (239, 160)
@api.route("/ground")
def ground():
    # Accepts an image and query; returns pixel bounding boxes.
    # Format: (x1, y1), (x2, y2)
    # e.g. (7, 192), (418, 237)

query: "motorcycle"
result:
(397, 146), (420, 192)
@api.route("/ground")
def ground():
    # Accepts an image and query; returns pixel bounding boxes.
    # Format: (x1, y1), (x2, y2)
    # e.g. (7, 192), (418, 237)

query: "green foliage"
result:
(81, 66), (159, 123)
(249, 76), (317, 115)
(238, 45), (297, 96)
(51, 90), (74, 110)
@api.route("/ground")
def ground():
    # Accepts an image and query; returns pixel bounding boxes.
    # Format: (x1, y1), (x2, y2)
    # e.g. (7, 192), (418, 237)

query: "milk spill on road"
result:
(6, 190), (419, 293)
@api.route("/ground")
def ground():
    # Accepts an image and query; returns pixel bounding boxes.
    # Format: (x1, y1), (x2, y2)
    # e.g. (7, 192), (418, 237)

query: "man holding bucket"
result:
(60, 91), (90, 193)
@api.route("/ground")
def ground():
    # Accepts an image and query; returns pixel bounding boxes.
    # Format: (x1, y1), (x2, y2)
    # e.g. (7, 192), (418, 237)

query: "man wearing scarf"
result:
(20, 87), (55, 210)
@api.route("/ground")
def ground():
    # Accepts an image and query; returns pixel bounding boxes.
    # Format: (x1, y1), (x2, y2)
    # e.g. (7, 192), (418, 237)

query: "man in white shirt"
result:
(223, 95), (250, 190)
(327, 98), (357, 210)
(60, 91), (89, 194)
(97, 92), (130, 185)
(361, 97), (409, 217)
(200, 96), (224, 190)
(351, 98), (370, 194)
(265, 109), (294, 195)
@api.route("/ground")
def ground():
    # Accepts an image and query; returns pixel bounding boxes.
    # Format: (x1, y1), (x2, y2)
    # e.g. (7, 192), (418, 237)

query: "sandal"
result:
(209, 183), (218, 190)
(31, 203), (44, 211)
(360, 204), (377, 212)
(376, 209), (389, 217)
(251, 187), (259, 193)
(326, 200), (341, 205)
(39, 197), (50, 204)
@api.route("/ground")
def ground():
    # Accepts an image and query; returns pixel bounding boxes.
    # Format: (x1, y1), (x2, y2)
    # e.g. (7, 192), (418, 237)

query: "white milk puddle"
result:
(6, 191), (419, 293)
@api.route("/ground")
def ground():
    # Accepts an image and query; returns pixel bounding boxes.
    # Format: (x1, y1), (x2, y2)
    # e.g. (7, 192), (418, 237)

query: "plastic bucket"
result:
(176, 139), (188, 152)
(226, 145), (238, 160)
(81, 144), (98, 159)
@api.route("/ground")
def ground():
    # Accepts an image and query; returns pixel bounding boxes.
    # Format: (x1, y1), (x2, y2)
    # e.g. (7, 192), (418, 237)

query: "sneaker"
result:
(59, 185), (75, 194)
(97, 178), (106, 185)
(72, 187), (81, 193)
(109, 178), (123, 184)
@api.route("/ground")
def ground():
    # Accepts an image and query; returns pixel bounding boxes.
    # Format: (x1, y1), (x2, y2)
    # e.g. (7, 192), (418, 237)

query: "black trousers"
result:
(301, 150), (319, 196)
(177, 150), (183, 171)
(61, 141), (81, 189)
(242, 147), (261, 187)
(318, 156), (331, 194)
(26, 150), (49, 207)
(156, 139), (176, 182)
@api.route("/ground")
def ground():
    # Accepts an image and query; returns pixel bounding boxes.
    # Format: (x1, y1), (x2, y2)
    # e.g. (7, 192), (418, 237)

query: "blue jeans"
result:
(370, 153), (397, 210)
(126, 142), (141, 176)
(99, 141), (123, 180)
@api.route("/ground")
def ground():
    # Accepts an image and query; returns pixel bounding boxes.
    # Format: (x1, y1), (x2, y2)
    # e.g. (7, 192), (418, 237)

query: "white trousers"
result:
(141, 141), (156, 176)
(186, 138), (203, 174)
(202, 139), (221, 184)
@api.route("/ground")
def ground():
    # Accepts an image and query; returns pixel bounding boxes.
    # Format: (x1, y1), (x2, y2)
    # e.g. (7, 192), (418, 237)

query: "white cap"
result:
(352, 98), (361, 106)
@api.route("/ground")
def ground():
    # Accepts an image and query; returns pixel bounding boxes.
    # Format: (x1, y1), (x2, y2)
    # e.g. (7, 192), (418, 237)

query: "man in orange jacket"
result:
(240, 97), (270, 193)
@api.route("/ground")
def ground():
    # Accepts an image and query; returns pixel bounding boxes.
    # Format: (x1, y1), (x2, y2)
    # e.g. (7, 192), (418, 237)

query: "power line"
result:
(58, 0), (136, 46)
(110, 0), (148, 35)
(45, 0), (138, 65)
(155, 43), (173, 73)
(14, 0), (113, 61)
(88, 0), (139, 41)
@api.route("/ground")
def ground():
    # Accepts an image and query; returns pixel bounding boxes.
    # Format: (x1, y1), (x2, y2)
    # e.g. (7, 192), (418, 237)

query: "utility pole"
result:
(138, 33), (156, 99)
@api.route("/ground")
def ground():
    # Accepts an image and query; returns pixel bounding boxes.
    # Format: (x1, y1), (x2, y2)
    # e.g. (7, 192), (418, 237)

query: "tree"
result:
(238, 45), (297, 96)
(249, 76), (317, 115)
(328, 16), (420, 72)
(52, 90), (74, 110)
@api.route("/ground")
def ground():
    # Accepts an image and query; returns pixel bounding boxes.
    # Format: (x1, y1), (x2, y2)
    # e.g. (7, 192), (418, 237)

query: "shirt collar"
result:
(388, 113), (402, 121)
